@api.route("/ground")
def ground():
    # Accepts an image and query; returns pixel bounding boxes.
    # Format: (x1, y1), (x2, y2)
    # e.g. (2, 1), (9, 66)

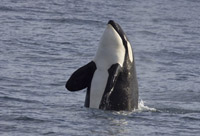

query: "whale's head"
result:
(94, 20), (133, 67)
(99, 20), (127, 49)
(107, 20), (128, 46)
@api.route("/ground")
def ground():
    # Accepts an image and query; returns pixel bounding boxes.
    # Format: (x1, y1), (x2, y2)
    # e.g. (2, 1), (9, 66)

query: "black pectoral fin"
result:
(99, 63), (121, 109)
(65, 61), (96, 91)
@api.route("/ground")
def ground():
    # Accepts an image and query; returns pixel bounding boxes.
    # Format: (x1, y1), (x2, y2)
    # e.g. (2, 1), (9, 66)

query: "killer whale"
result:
(66, 20), (138, 111)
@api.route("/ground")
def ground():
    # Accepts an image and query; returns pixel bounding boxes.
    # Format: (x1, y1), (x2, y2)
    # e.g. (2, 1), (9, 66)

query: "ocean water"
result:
(0, 0), (200, 135)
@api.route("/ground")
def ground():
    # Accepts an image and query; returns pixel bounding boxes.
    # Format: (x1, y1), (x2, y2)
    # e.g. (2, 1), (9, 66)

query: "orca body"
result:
(66, 20), (138, 111)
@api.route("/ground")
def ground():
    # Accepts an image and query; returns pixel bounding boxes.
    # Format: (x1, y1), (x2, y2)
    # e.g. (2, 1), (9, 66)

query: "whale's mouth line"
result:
(108, 20), (121, 35)
(107, 20), (127, 49)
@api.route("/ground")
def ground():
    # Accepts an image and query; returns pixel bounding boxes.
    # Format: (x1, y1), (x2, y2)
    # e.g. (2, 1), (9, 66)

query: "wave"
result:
(0, 96), (42, 104)
(181, 116), (200, 121)
(157, 107), (200, 114)
(42, 18), (104, 26)
(14, 116), (47, 123)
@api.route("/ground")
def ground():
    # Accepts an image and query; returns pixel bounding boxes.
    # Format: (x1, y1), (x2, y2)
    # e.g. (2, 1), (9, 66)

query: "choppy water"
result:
(0, 0), (200, 135)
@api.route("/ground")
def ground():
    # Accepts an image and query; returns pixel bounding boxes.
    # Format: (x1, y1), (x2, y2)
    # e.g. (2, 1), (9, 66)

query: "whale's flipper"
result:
(99, 64), (122, 109)
(66, 61), (96, 91)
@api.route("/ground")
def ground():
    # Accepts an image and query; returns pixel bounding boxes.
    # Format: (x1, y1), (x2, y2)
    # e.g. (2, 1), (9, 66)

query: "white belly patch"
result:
(89, 69), (108, 108)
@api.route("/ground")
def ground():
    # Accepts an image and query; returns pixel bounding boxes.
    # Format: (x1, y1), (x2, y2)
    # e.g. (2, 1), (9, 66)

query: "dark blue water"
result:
(0, 0), (200, 135)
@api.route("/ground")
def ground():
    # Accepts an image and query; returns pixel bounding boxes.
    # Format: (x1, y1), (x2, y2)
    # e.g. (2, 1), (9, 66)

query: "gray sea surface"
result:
(0, 0), (200, 135)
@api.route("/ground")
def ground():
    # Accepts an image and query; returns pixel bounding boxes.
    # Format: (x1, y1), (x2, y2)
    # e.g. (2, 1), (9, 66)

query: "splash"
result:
(112, 100), (157, 116)
(136, 100), (157, 112)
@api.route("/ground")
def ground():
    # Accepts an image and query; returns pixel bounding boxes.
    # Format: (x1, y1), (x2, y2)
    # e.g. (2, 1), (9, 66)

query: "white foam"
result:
(136, 100), (157, 112)
(111, 100), (157, 116)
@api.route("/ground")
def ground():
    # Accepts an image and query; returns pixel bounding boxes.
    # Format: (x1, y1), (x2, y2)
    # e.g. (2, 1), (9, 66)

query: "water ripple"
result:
(0, 96), (42, 104)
